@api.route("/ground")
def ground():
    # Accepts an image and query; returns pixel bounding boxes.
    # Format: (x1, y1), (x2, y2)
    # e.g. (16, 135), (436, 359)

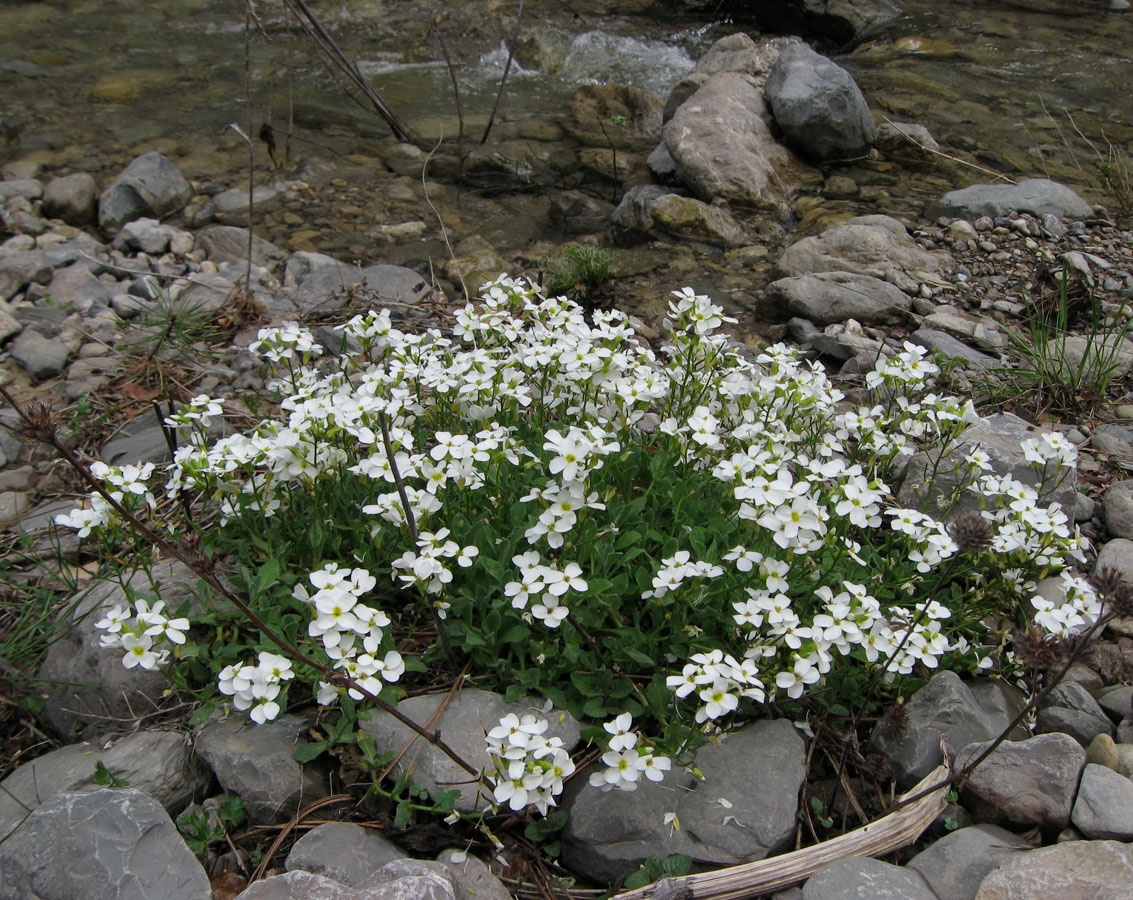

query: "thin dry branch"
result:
(612, 762), (951, 900)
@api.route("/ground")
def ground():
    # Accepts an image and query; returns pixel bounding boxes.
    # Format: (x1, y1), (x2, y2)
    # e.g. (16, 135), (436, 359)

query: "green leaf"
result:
(91, 760), (128, 788)
(625, 648), (655, 668)
(258, 558), (281, 595)
(501, 624), (528, 644)
(394, 801), (412, 829)
(188, 701), (217, 726)
(660, 855), (692, 876)
(403, 656), (429, 673)
(614, 530), (642, 550)
(504, 683), (528, 703)
(293, 741), (329, 763)
(218, 795), (245, 827)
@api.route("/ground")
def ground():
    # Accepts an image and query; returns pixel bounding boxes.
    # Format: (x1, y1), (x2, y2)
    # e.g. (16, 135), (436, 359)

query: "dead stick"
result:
(481, 0), (525, 144)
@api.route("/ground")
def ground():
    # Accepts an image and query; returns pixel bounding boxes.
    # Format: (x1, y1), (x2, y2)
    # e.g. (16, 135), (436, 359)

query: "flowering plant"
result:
(58, 275), (1094, 819)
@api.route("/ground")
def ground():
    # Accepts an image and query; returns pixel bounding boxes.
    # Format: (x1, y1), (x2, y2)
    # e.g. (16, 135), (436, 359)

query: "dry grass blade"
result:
(611, 762), (951, 900)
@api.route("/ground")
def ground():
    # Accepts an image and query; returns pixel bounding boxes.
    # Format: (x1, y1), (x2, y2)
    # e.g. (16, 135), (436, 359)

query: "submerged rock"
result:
(926, 178), (1095, 222)
(562, 85), (664, 152)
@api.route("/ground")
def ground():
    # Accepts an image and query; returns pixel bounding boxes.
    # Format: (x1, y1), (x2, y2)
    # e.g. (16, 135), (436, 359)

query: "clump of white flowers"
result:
(587, 713), (671, 791)
(484, 713), (577, 814)
(218, 651), (295, 723)
(95, 596), (190, 672)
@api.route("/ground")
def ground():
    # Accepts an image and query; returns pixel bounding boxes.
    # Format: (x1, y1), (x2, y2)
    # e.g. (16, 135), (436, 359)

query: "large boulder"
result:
(764, 271), (911, 325)
(926, 178), (1095, 222)
(663, 32), (785, 121)
(98, 151), (192, 233)
(278, 254), (431, 319)
(663, 71), (815, 216)
(764, 42), (875, 164)
(975, 840), (1133, 900)
(0, 789), (210, 900)
(561, 719), (805, 883)
(776, 214), (950, 293)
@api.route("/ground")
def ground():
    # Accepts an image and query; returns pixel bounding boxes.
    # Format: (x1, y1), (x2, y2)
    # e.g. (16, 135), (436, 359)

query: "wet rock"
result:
(9, 328), (69, 379)
(562, 84), (664, 152)
(974, 840), (1133, 900)
(927, 178), (1095, 222)
(548, 190), (614, 235)
(611, 184), (680, 234)
(956, 732), (1085, 830)
(0, 729), (206, 839)
(663, 71), (813, 215)
(212, 180), (299, 224)
(898, 412), (1077, 520)
(663, 32), (782, 121)
(1036, 682), (1114, 745)
(98, 151), (192, 233)
(906, 824), (1032, 900)
(776, 215), (950, 293)
(0, 789), (209, 900)
(1071, 763), (1133, 840)
(869, 671), (1025, 787)
(0, 178), (42, 202)
(875, 122), (940, 161)
(35, 560), (198, 738)
(765, 43), (875, 164)
(647, 193), (747, 246)
(0, 248), (52, 301)
(765, 271), (911, 325)
(195, 712), (328, 824)
(194, 224), (287, 270)
(42, 172), (98, 225)
(561, 719), (805, 883)
(731, 0), (901, 46)
(285, 822), (407, 886)
(362, 686), (580, 813)
(801, 855), (936, 900)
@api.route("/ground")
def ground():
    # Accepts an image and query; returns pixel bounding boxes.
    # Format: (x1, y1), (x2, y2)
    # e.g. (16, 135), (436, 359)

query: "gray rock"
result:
(875, 122), (940, 160)
(101, 412), (176, 465)
(974, 840), (1133, 900)
(927, 178), (1094, 222)
(285, 822), (407, 887)
(235, 868), (453, 900)
(98, 151), (192, 233)
(1037, 682), (1114, 745)
(1094, 538), (1133, 589)
(956, 732), (1085, 830)
(283, 259), (430, 318)
(801, 856), (936, 900)
(0, 300), (23, 342)
(362, 687), (580, 813)
(869, 671), (1026, 787)
(0, 789), (209, 900)
(435, 849), (513, 900)
(739, 0), (901, 47)
(9, 328), (69, 379)
(612, 184), (681, 233)
(44, 260), (113, 310)
(195, 712), (328, 824)
(1071, 763), (1133, 840)
(646, 142), (680, 183)
(663, 32), (782, 121)
(776, 215), (949, 294)
(646, 193), (748, 246)
(561, 719), (805, 883)
(907, 327), (998, 369)
(662, 71), (813, 215)
(42, 172), (98, 225)
(1096, 685), (1133, 720)
(212, 180), (298, 224)
(35, 560), (199, 738)
(1093, 431), (1133, 460)
(172, 271), (235, 312)
(0, 248), (52, 302)
(115, 217), (179, 254)
(906, 824), (1032, 900)
(0, 729), (206, 839)
(898, 412), (1078, 521)
(548, 190), (614, 235)
(765, 43), (875, 164)
(0, 177), (42, 201)
(194, 224), (287, 270)
(1043, 334), (1133, 381)
(765, 271), (911, 325)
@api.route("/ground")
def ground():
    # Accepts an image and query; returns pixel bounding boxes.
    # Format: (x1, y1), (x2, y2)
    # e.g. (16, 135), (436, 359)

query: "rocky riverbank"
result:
(3, 25), (1133, 900)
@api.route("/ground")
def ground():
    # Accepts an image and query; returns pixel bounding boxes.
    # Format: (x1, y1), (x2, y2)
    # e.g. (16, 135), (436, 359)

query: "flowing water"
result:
(0, 0), (1129, 276)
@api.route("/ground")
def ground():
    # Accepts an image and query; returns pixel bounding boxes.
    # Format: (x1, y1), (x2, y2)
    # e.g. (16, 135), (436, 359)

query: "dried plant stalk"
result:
(612, 762), (951, 900)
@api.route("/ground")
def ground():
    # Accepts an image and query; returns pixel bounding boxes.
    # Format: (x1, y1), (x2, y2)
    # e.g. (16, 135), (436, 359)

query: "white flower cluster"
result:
(248, 321), (324, 364)
(587, 713), (671, 791)
(95, 597), (189, 671)
(55, 461), (157, 538)
(292, 563), (404, 704)
(484, 712), (576, 814)
(218, 652), (295, 723)
(504, 551), (589, 628)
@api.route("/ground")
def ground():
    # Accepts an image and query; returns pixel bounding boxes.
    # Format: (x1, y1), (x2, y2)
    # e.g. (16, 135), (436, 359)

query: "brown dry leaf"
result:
(119, 382), (161, 401)
(210, 871), (247, 900)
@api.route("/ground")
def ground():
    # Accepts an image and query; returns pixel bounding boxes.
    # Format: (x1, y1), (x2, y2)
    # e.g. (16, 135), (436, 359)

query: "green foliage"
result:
(541, 245), (617, 298)
(623, 854), (693, 890)
(175, 796), (245, 859)
(91, 760), (129, 788)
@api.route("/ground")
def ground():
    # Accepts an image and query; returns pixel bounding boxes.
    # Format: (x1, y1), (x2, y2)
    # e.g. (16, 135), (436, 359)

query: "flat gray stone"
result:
(1071, 763), (1133, 840)
(0, 248), (52, 302)
(0, 788), (209, 900)
(235, 868), (453, 900)
(195, 712), (328, 824)
(0, 729), (206, 839)
(42, 172), (98, 225)
(194, 224), (286, 270)
(1104, 480), (1133, 539)
(974, 840), (1133, 900)
(765, 271), (911, 325)
(765, 43), (875, 164)
(956, 732), (1085, 830)
(802, 856), (936, 900)
(115, 217), (179, 254)
(1036, 682), (1114, 745)
(906, 824), (1032, 900)
(927, 178), (1095, 222)
(98, 151), (192, 233)
(281, 259), (430, 318)
(435, 849), (513, 900)
(285, 822), (407, 887)
(1095, 539), (1133, 593)
(44, 261), (113, 309)
(870, 671), (1027, 787)
(9, 328), (69, 379)
(561, 719), (805, 883)
(908, 327), (999, 369)
(361, 686), (580, 813)
(0, 178), (43, 201)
